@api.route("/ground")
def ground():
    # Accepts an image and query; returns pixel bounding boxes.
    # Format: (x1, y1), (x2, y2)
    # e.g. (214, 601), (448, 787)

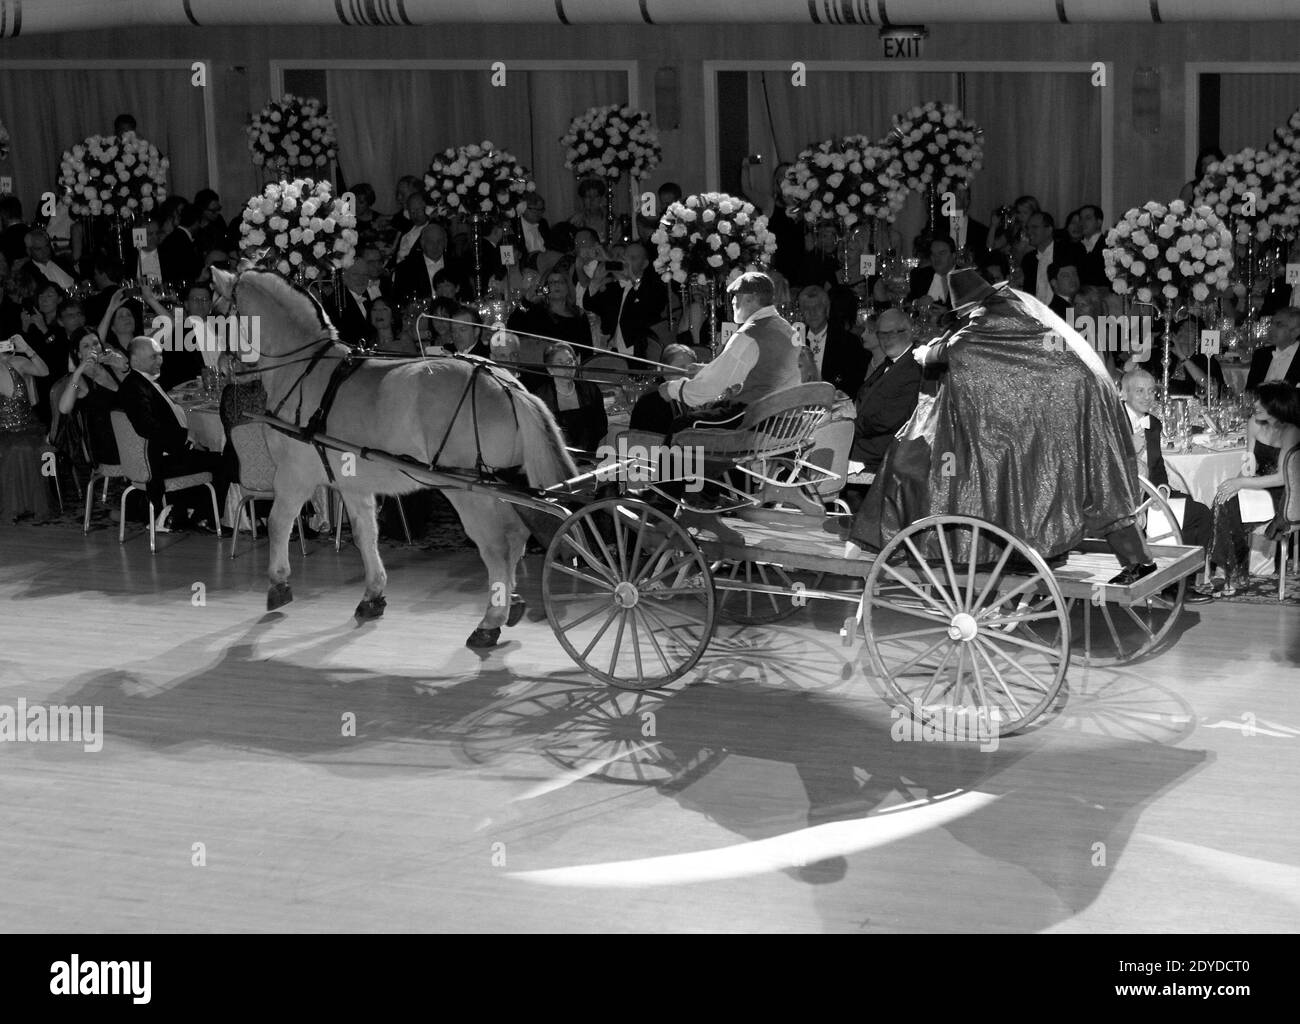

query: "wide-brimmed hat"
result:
(946, 267), (1010, 316)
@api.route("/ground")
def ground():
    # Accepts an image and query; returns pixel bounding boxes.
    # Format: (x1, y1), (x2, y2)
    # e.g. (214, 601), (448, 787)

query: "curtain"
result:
(747, 69), (1102, 253)
(1217, 74), (1300, 155)
(326, 68), (627, 221)
(0, 67), (210, 219)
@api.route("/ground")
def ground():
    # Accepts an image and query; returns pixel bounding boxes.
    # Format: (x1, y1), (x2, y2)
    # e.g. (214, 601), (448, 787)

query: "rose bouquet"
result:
(238, 178), (357, 281)
(651, 192), (776, 285)
(245, 94), (337, 173)
(424, 141), (536, 223)
(1192, 146), (1300, 244)
(1268, 106), (1300, 160)
(1103, 199), (1233, 304)
(884, 101), (984, 193)
(58, 131), (169, 218)
(561, 104), (661, 181)
(780, 134), (908, 228)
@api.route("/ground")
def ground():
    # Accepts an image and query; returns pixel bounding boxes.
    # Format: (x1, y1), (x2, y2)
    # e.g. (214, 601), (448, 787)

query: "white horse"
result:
(213, 267), (576, 647)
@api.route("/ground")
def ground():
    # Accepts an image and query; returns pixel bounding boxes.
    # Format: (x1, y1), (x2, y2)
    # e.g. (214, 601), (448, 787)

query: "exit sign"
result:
(882, 35), (924, 59)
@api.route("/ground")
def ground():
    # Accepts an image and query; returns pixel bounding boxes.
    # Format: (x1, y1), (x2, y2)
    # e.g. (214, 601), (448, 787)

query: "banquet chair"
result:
(110, 411), (223, 553)
(74, 410), (128, 532)
(583, 354), (629, 380)
(331, 490), (413, 551)
(228, 423), (306, 560)
(1271, 447), (1300, 601)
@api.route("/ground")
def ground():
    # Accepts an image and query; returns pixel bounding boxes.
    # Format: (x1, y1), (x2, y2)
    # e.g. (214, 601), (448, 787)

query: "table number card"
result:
(860, 254), (877, 278)
(1199, 329), (1220, 355)
(499, 245), (515, 266)
(132, 228), (149, 249)
(0, 177), (11, 195)
(791, 322), (807, 347)
(720, 322), (738, 347)
(1287, 263), (1300, 286)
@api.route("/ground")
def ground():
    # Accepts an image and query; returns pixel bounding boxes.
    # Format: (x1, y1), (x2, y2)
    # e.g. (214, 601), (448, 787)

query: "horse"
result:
(211, 267), (577, 648)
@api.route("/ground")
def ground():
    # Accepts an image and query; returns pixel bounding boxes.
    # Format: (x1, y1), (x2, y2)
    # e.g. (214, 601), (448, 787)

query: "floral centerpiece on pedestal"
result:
(424, 141), (536, 223)
(1192, 146), (1300, 244)
(238, 178), (357, 281)
(561, 104), (661, 182)
(651, 192), (776, 285)
(780, 134), (908, 229)
(245, 94), (338, 174)
(1268, 106), (1300, 161)
(1103, 199), (1233, 304)
(58, 131), (169, 218)
(884, 101), (984, 194)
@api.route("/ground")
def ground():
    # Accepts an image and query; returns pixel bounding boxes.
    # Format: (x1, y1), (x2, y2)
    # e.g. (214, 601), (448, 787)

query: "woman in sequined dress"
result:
(1200, 381), (1300, 595)
(0, 332), (52, 522)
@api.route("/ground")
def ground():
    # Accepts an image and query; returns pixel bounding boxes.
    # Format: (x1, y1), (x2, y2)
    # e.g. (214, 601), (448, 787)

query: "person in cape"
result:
(847, 267), (1156, 583)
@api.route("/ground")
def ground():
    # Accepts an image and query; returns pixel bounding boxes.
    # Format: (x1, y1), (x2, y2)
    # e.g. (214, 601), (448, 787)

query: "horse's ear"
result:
(212, 266), (235, 301)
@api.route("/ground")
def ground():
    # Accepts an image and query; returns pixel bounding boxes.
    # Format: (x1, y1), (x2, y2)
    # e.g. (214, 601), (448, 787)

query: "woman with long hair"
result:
(1198, 381), (1300, 596)
(96, 286), (145, 356)
(53, 328), (128, 465)
(0, 330), (52, 522)
(532, 341), (607, 453)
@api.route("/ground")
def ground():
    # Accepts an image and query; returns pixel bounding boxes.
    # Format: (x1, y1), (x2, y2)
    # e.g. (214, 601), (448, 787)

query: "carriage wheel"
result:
(862, 515), (1070, 737)
(542, 497), (716, 690)
(714, 560), (826, 624)
(1066, 477), (1188, 667)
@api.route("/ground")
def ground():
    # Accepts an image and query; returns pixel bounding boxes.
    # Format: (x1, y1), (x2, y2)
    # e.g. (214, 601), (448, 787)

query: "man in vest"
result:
(658, 270), (800, 429)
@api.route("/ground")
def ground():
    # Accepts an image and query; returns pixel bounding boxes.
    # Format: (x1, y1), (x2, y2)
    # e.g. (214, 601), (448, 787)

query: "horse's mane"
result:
(239, 269), (337, 340)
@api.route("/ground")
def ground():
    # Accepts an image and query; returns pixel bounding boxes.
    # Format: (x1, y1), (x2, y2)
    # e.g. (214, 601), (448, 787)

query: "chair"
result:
(110, 410), (222, 553)
(1272, 447), (1300, 601)
(331, 490), (413, 551)
(582, 354), (630, 396)
(228, 422), (306, 560)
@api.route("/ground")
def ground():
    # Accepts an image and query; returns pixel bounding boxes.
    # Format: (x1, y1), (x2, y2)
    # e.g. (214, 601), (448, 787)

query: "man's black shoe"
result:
(1183, 587), (1215, 604)
(1109, 562), (1158, 586)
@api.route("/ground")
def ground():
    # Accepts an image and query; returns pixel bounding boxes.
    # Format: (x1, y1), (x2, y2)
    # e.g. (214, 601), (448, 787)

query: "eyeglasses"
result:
(878, 328), (912, 336)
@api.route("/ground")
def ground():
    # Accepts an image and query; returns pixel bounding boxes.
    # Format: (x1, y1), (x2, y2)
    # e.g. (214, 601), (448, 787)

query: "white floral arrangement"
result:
(0, 119), (9, 162)
(884, 101), (984, 193)
(238, 178), (357, 281)
(58, 131), (169, 218)
(780, 134), (908, 228)
(1192, 146), (1300, 244)
(424, 140), (536, 223)
(651, 192), (776, 285)
(561, 104), (662, 181)
(1103, 199), (1234, 304)
(1268, 106), (1300, 160)
(245, 94), (337, 172)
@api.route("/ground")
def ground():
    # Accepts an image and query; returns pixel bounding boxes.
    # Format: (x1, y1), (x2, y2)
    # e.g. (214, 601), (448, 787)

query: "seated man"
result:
(658, 271), (800, 431)
(850, 268), (1157, 584)
(850, 307), (923, 477)
(117, 335), (229, 529)
(1119, 369), (1213, 602)
(798, 284), (868, 397)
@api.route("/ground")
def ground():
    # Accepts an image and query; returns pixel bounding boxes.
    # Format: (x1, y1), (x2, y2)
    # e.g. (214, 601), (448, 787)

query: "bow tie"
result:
(1131, 414), (1150, 430)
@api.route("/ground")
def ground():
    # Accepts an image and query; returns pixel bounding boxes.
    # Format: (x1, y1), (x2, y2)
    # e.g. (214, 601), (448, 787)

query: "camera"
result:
(0, 338), (16, 354)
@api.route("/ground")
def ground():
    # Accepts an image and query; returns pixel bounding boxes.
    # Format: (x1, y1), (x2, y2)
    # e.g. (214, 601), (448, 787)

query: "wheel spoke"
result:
(979, 609), (1064, 627)
(634, 607), (674, 676)
(557, 600), (613, 633)
(561, 533), (618, 585)
(918, 640), (960, 708)
(1122, 604), (1157, 642)
(972, 639), (1026, 719)
(1099, 601), (1126, 659)
(627, 507), (649, 581)
(550, 561), (615, 592)
(629, 609), (644, 682)
(880, 561), (951, 616)
(976, 638), (1052, 693)
(870, 597), (953, 625)
(970, 541), (1015, 613)
(640, 554), (700, 590)
(978, 628), (1064, 660)
(582, 515), (623, 581)
(608, 609), (629, 677)
(935, 523), (965, 613)
(965, 524), (981, 613)
(612, 507), (630, 578)
(632, 531), (675, 585)
(880, 626), (953, 643)
(580, 606), (623, 661)
(975, 572), (1049, 618)
(879, 633), (952, 681)
(902, 536), (959, 614)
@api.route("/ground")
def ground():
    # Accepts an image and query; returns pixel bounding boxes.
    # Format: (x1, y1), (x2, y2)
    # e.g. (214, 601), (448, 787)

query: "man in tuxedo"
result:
(394, 223), (467, 305)
(1048, 259), (1081, 319)
(82, 254), (123, 328)
(157, 282), (217, 391)
(519, 194), (553, 256)
(945, 186), (989, 268)
(0, 195), (29, 264)
(797, 285), (867, 396)
(18, 228), (76, 293)
(387, 176), (422, 238)
(1120, 369), (1213, 599)
(908, 235), (959, 306)
(336, 250), (378, 344)
(1076, 205), (1109, 287)
(1021, 211), (1079, 305)
(117, 335), (229, 527)
(158, 197), (202, 290)
(850, 307), (922, 473)
(581, 241), (667, 359)
(1245, 306), (1300, 390)
(392, 192), (431, 267)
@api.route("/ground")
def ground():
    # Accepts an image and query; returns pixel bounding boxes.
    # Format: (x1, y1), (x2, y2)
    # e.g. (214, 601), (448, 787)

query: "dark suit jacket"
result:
(0, 222), (30, 264)
(769, 204), (808, 285)
(1021, 240), (1083, 299)
(907, 266), (954, 305)
(335, 289), (375, 345)
(1124, 405), (1169, 489)
(851, 348), (923, 471)
(117, 369), (190, 467)
(532, 376), (608, 453)
(1077, 236), (1108, 288)
(809, 322), (868, 397)
(582, 270), (667, 359)
(1246, 344), (1300, 391)
(17, 255), (77, 294)
(159, 227), (203, 289)
(393, 249), (469, 304)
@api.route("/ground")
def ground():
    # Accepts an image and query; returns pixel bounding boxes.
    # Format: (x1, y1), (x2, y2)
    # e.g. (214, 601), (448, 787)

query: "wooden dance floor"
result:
(1, 522), (1298, 933)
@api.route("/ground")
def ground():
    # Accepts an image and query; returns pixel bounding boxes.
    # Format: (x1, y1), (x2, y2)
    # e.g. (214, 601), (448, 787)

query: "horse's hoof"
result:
(506, 596), (526, 627)
(467, 627), (502, 649)
(267, 583), (294, 611)
(355, 595), (387, 621)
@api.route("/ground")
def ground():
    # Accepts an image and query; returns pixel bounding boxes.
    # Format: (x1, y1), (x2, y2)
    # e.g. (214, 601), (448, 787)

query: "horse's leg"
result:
(266, 474), (316, 611)
(503, 506), (532, 628)
(342, 490), (388, 620)
(445, 492), (521, 649)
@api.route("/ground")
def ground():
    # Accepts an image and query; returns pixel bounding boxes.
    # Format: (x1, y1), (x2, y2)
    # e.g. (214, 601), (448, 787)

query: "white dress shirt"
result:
(1082, 232), (1103, 254)
(806, 324), (828, 376)
(1123, 402), (1151, 477)
(927, 272), (950, 305)
(1034, 241), (1055, 304)
(423, 254), (445, 290)
(34, 259), (75, 291)
(666, 305), (779, 406)
(137, 248), (162, 282)
(397, 223), (424, 263)
(521, 219), (547, 254)
(1268, 343), (1299, 383)
(143, 371), (188, 429)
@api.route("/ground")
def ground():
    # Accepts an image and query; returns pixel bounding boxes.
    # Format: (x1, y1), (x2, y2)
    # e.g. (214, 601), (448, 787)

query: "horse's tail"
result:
(514, 388), (579, 489)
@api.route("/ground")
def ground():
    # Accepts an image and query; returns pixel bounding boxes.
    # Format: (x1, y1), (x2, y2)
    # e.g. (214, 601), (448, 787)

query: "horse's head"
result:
(220, 266), (338, 365)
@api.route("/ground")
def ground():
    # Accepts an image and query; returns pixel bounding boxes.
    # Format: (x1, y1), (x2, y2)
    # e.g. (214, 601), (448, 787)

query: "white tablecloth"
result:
(1164, 445), (1249, 506)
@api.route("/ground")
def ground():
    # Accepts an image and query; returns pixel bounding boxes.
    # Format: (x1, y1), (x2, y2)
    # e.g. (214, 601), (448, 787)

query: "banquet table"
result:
(1163, 440), (1250, 506)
